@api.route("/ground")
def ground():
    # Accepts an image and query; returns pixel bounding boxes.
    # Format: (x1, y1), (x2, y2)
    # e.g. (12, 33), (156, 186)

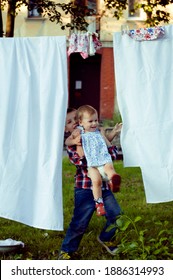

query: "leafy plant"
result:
(115, 215), (173, 259)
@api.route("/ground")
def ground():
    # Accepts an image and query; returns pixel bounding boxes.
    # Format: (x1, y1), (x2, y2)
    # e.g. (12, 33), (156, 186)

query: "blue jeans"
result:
(61, 188), (122, 253)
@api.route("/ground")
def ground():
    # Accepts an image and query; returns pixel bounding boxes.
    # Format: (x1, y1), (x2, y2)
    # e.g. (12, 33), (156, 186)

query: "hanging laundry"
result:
(0, 36), (68, 230)
(127, 26), (165, 41)
(68, 32), (102, 59)
(113, 25), (173, 203)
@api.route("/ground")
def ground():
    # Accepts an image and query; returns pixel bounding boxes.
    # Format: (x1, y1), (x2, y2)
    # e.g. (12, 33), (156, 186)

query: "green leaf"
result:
(134, 216), (142, 223)
(128, 242), (138, 249)
(139, 235), (144, 243)
(116, 216), (131, 231)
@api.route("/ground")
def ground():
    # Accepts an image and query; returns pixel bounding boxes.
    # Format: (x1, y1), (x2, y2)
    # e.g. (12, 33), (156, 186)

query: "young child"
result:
(59, 108), (122, 259)
(64, 107), (84, 157)
(66, 105), (121, 216)
(64, 107), (78, 142)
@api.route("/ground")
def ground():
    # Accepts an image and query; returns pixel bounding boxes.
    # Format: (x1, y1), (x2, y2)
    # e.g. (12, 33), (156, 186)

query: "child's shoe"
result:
(58, 251), (72, 260)
(95, 203), (106, 216)
(109, 174), (121, 192)
(97, 236), (118, 255)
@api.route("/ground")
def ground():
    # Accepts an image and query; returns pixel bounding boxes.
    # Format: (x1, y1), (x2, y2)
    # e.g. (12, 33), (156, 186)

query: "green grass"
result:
(0, 157), (173, 260)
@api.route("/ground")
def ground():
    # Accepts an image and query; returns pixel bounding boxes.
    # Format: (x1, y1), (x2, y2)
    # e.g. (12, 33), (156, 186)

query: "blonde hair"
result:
(77, 105), (97, 121)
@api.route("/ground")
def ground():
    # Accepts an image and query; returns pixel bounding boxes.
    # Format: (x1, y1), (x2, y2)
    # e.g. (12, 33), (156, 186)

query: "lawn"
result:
(0, 157), (173, 260)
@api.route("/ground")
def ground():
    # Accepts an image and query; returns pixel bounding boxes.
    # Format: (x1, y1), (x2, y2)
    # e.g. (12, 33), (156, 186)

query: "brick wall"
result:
(99, 47), (115, 120)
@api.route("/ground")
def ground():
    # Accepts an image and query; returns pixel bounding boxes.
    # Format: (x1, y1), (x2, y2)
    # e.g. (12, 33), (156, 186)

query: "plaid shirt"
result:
(66, 145), (118, 190)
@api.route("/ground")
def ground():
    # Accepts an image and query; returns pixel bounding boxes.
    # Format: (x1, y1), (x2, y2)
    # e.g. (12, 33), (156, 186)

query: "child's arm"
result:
(65, 128), (84, 157)
(65, 134), (81, 146)
(65, 128), (81, 146)
(106, 123), (122, 142)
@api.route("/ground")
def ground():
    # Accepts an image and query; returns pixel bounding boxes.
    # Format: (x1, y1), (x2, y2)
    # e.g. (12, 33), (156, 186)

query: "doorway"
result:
(69, 53), (101, 116)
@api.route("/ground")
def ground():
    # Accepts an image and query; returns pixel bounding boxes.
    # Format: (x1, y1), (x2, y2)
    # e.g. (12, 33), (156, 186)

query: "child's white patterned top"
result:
(80, 127), (112, 167)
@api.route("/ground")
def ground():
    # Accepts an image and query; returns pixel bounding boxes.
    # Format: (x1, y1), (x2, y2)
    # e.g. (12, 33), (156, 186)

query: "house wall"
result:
(2, 6), (70, 37)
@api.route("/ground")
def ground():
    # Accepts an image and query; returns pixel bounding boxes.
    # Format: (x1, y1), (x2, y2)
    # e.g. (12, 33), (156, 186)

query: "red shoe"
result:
(95, 203), (106, 216)
(109, 174), (121, 192)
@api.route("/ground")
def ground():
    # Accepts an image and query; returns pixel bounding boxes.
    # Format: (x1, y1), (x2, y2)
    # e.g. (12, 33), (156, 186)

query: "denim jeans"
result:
(61, 188), (122, 253)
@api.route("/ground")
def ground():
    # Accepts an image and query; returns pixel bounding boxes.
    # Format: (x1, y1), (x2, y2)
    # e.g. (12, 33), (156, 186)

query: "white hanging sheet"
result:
(113, 25), (173, 203)
(0, 36), (68, 230)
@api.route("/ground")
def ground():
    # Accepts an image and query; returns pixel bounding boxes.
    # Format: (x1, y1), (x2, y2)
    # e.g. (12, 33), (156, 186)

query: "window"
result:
(28, 0), (42, 18)
(71, 1), (99, 33)
(128, 0), (140, 18)
(87, 0), (97, 13)
(75, 0), (97, 14)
